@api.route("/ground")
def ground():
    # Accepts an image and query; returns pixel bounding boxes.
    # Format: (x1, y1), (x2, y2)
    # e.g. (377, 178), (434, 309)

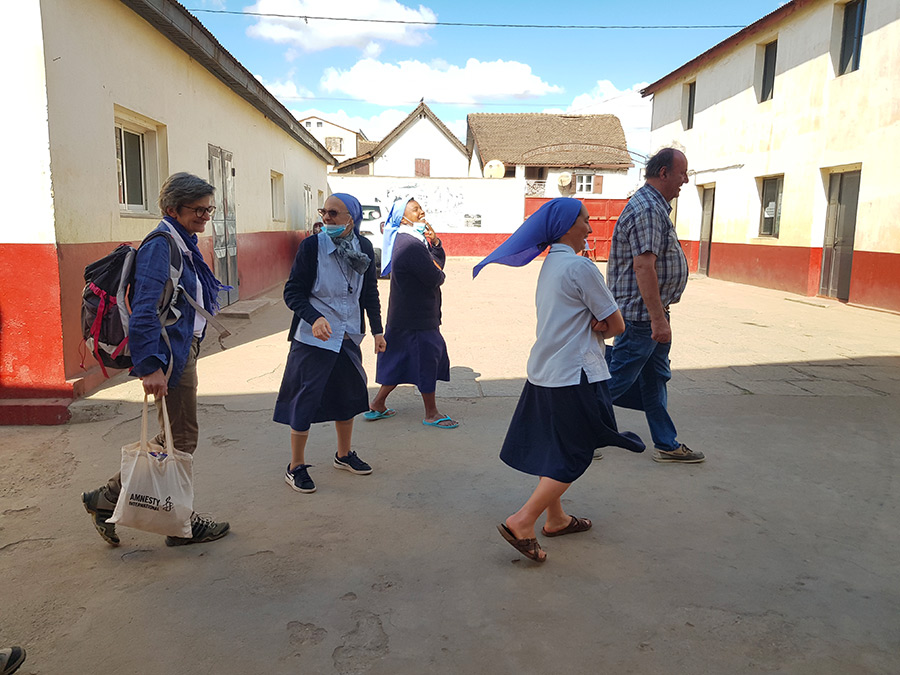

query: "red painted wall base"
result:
(694, 241), (900, 312)
(0, 399), (71, 425)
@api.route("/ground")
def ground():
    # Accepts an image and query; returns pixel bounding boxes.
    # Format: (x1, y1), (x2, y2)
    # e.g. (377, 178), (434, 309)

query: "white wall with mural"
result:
(327, 175), (526, 234)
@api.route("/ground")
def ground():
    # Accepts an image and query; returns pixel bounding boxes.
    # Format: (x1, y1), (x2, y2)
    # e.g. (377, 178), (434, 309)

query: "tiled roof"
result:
(466, 113), (632, 168)
(357, 139), (378, 155)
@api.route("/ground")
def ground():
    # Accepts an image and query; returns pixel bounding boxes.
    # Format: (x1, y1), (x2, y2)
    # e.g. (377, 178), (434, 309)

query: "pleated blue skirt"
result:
(375, 327), (450, 394)
(273, 338), (368, 431)
(500, 372), (645, 483)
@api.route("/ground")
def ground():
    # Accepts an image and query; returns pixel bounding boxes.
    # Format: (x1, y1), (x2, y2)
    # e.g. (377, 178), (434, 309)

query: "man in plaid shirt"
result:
(603, 148), (705, 463)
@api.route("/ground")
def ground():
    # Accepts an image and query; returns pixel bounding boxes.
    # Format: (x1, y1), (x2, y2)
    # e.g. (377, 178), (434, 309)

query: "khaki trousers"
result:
(107, 338), (201, 500)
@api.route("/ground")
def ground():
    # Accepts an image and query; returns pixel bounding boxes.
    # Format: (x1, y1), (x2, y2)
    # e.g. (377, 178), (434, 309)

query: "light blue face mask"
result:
(324, 225), (346, 238)
(413, 222), (427, 234)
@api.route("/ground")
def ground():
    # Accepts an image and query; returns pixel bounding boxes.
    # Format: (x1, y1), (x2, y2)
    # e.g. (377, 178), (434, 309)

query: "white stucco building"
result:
(0, 0), (333, 422)
(334, 103), (469, 178)
(466, 113), (635, 199)
(297, 116), (367, 166)
(642, 0), (899, 311)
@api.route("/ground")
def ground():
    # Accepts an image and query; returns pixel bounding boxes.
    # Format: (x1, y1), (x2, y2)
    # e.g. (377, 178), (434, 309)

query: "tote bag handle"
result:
(139, 393), (175, 453)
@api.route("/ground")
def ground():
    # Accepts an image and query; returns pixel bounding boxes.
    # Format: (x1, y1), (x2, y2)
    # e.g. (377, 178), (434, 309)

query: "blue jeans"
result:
(604, 319), (679, 451)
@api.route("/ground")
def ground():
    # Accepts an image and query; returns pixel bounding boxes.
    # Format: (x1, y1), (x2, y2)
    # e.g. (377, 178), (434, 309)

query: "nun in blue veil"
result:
(365, 197), (456, 428)
(474, 198), (644, 563)
(275, 192), (386, 494)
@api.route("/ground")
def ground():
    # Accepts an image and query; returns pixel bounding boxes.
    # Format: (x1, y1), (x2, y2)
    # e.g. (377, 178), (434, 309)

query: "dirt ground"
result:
(1, 258), (899, 674)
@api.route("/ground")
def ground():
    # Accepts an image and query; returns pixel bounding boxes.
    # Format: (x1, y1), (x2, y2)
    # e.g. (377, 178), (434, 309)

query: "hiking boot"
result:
(82, 486), (120, 546)
(285, 463), (316, 493)
(652, 444), (705, 464)
(0, 646), (26, 675)
(333, 451), (372, 475)
(165, 513), (230, 546)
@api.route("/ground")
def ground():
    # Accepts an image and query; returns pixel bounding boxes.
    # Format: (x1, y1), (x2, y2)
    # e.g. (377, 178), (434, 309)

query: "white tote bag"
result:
(108, 395), (193, 537)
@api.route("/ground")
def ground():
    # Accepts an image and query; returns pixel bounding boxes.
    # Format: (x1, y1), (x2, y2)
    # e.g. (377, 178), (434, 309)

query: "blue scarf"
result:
(332, 192), (363, 234)
(472, 198), (582, 278)
(380, 198), (413, 277)
(163, 216), (230, 314)
(329, 193), (371, 274)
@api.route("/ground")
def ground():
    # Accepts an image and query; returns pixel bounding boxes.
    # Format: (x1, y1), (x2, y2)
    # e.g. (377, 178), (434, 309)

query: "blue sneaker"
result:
(285, 463), (316, 493)
(333, 451), (372, 475)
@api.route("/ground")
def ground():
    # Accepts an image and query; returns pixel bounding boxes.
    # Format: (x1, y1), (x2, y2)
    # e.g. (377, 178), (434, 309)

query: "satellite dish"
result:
(557, 172), (573, 187)
(483, 160), (506, 179)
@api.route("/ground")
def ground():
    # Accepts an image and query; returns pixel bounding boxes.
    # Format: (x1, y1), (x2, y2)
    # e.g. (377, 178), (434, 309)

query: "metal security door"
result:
(208, 145), (239, 306)
(698, 186), (716, 275)
(820, 170), (860, 301)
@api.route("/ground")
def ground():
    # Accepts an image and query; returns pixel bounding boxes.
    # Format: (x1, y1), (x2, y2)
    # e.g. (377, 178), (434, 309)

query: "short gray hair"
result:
(158, 172), (215, 213)
(645, 148), (680, 179)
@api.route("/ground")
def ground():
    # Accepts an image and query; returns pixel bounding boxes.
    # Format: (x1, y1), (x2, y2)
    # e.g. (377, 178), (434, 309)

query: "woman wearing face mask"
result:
(274, 193), (386, 494)
(365, 198), (457, 429)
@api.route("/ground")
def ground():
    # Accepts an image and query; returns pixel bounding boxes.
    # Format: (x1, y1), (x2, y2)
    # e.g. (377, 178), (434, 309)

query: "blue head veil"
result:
(379, 197), (414, 277)
(332, 193), (363, 234)
(472, 198), (583, 278)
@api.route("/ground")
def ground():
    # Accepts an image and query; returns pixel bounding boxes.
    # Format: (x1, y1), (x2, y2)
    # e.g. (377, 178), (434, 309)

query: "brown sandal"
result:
(498, 523), (546, 562)
(541, 515), (592, 537)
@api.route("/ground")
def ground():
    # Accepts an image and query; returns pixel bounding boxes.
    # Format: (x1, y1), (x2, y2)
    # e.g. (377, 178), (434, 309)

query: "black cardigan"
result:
(284, 233), (384, 341)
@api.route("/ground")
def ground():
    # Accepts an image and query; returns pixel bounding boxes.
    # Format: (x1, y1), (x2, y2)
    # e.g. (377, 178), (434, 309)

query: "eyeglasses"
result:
(179, 205), (217, 217)
(318, 208), (349, 219)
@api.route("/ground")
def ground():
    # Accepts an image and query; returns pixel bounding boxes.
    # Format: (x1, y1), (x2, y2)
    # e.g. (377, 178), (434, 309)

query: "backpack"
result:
(81, 230), (229, 379)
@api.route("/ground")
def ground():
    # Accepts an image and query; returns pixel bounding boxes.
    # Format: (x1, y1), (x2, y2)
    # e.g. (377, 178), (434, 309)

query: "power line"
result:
(187, 9), (743, 30)
(277, 94), (586, 107)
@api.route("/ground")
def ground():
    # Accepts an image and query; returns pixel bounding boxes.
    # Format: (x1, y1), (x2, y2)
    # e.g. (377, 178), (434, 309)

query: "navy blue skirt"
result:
(375, 327), (450, 394)
(500, 372), (645, 483)
(273, 338), (369, 431)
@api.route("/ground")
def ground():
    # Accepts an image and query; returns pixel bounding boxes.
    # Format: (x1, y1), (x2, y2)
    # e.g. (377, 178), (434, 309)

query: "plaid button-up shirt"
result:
(607, 183), (689, 321)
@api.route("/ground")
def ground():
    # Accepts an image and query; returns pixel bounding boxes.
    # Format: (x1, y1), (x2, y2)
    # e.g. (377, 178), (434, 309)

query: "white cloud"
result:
(544, 80), (652, 162)
(290, 108), (410, 141)
(256, 75), (314, 101)
(321, 57), (562, 105)
(245, 0), (436, 53)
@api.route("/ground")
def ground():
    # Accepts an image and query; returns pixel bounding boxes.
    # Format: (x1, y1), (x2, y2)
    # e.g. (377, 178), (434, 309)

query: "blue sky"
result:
(186, 0), (787, 159)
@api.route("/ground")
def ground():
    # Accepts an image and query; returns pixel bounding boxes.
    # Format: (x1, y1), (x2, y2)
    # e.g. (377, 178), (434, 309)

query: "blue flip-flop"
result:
(423, 415), (458, 429)
(363, 408), (396, 421)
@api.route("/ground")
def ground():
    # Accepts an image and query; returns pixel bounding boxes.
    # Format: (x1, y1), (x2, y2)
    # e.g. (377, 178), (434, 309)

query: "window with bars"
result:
(325, 137), (343, 154)
(683, 81), (696, 130)
(838, 0), (867, 75)
(575, 174), (594, 193)
(760, 40), (777, 102)
(759, 176), (784, 237)
(270, 171), (285, 221)
(115, 125), (145, 210)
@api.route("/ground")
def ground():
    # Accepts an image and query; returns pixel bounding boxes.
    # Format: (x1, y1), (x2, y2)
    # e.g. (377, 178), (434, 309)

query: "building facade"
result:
(466, 113), (636, 199)
(298, 116), (366, 167)
(643, 0), (899, 311)
(0, 0), (332, 423)
(334, 103), (469, 178)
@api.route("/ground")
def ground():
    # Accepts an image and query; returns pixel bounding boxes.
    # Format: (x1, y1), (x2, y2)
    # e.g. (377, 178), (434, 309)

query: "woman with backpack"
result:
(81, 172), (231, 547)
(275, 193), (385, 493)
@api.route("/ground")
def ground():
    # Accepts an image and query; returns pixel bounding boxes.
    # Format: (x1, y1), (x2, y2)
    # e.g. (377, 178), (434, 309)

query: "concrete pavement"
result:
(1, 258), (898, 674)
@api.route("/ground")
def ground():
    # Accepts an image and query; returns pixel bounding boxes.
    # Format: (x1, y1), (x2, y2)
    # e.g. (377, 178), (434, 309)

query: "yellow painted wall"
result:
(649, 0), (900, 254)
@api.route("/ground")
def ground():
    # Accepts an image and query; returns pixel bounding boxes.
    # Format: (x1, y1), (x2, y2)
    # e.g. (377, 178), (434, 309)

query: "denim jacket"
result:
(128, 222), (203, 387)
